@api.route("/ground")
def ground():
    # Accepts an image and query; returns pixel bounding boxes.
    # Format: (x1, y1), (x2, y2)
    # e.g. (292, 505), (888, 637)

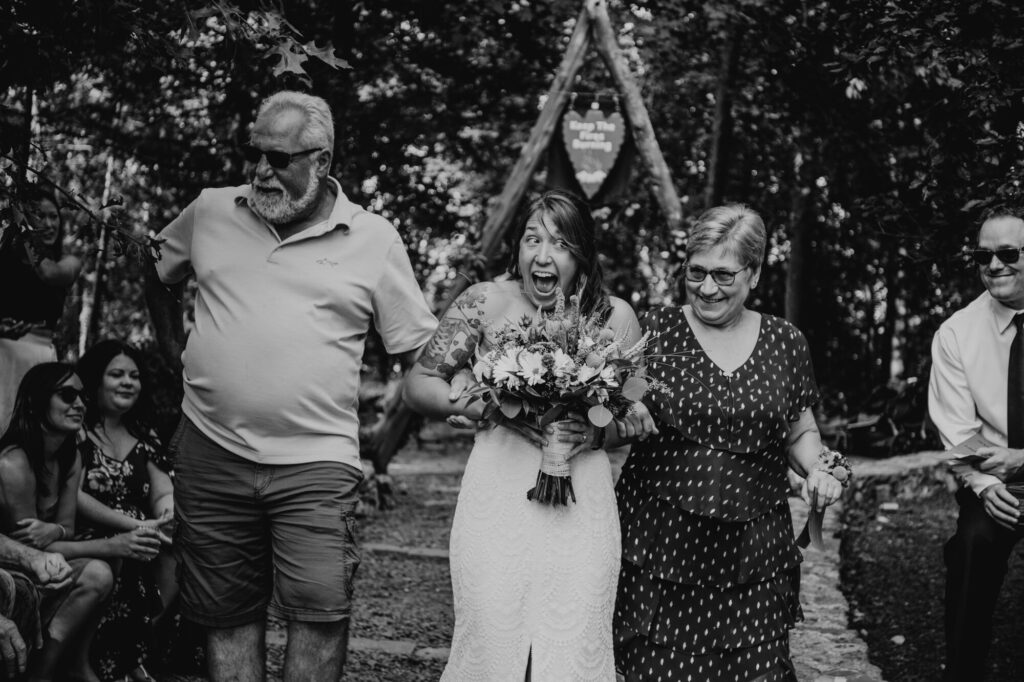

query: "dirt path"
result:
(158, 435), (879, 680)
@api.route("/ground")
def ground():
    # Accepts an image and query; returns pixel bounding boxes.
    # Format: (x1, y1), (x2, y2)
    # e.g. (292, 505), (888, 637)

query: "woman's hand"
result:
(801, 468), (844, 513)
(137, 509), (174, 545)
(547, 413), (595, 460)
(11, 519), (62, 549)
(26, 552), (74, 591)
(110, 527), (161, 561)
(613, 402), (659, 442)
(0, 318), (33, 340)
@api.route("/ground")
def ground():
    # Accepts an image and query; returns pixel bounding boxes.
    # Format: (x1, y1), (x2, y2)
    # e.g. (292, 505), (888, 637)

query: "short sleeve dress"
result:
(613, 306), (820, 682)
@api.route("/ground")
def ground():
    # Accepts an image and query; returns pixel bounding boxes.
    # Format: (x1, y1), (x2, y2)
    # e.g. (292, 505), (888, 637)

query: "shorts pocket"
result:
(341, 511), (361, 600)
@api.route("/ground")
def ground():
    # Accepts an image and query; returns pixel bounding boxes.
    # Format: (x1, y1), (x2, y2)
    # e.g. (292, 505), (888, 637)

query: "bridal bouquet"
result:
(469, 290), (658, 506)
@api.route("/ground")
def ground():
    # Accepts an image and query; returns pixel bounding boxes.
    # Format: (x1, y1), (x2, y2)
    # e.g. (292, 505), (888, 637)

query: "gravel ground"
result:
(841, 491), (1024, 681)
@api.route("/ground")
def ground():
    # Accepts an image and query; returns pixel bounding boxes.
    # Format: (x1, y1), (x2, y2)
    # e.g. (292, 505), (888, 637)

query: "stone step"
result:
(266, 629), (449, 660)
(363, 542), (450, 561)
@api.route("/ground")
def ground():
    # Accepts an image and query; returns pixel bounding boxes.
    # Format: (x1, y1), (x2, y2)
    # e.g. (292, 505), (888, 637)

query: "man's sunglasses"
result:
(53, 386), (83, 404)
(241, 145), (322, 169)
(970, 247), (1024, 266)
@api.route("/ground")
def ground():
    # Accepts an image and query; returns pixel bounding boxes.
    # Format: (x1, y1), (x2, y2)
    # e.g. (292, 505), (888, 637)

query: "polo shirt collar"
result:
(233, 176), (358, 237)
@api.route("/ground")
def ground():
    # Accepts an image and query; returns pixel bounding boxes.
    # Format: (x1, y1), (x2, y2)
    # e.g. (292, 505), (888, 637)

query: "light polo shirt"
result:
(155, 178), (437, 468)
(929, 291), (1024, 496)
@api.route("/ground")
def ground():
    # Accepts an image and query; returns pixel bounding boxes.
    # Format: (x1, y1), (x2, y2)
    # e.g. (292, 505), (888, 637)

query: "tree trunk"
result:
(880, 248), (900, 381)
(143, 268), (184, 377)
(785, 151), (811, 328)
(589, 0), (682, 235)
(476, 3), (593, 262)
(704, 24), (743, 208)
(79, 156), (115, 354)
(13, 88), (32, 184)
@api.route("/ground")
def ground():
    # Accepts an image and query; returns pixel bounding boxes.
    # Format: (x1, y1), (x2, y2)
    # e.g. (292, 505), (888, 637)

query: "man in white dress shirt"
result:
(928, 205), (1024, 681)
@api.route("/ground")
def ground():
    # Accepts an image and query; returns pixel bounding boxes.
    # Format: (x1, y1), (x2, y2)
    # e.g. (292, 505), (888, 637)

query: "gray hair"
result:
(257, 91), (335, 152)
(686, 203), (766, 270)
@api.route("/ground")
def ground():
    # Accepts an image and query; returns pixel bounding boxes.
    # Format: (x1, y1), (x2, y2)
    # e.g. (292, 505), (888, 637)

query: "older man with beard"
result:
(153, 91), (437, 681)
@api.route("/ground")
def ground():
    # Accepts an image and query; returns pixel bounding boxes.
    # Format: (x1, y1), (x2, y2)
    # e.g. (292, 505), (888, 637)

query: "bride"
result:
(404, 189), (655, 681)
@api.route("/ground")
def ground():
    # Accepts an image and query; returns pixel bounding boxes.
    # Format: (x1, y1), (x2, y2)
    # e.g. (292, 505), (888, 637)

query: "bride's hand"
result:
(547, 413), (595, 460)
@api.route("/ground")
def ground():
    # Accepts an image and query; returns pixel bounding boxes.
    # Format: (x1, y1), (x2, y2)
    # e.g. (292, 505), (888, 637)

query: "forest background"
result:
(2, 0), (1023, 445)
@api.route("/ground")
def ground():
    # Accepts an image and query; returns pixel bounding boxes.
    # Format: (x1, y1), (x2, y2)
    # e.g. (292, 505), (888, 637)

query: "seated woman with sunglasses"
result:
(613, 204), (852, 682)
(0, 363), (121, 682)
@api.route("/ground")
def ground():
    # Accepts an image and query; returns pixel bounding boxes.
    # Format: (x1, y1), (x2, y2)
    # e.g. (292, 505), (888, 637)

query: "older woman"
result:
(613, 205), (850, 681)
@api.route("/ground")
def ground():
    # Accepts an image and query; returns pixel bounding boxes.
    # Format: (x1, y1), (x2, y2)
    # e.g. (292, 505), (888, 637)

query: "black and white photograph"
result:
(2, 1), (1023, 680)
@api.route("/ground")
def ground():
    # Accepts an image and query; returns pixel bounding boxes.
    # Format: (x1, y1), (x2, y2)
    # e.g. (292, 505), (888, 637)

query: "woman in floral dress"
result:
(75, 340), (188, 681)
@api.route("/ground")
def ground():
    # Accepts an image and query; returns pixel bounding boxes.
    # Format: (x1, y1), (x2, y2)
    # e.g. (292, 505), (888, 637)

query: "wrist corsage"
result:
(816, 447), (852, 487)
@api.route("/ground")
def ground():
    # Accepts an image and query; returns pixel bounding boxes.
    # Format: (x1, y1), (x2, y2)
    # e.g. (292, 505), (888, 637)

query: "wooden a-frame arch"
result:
(364, 0), (684, 484)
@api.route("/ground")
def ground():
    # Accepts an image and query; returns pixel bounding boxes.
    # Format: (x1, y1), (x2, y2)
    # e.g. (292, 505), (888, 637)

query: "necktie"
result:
(1009, 313), (1024, 449)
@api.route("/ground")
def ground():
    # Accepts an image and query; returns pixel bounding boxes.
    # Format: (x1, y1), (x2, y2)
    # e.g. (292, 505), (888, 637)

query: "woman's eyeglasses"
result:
(240, 145), (322, 169)
(971, 247), (1024, 267)
(684, 265), (746, 286)
(53, 386), (82, 405)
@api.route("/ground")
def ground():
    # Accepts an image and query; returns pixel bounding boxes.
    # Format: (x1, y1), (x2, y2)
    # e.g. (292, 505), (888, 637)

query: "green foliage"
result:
(2, 0), (1023, 410)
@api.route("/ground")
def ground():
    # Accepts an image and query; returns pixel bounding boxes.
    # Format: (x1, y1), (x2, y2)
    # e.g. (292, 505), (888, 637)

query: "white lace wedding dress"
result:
(442, 425), (620, 682)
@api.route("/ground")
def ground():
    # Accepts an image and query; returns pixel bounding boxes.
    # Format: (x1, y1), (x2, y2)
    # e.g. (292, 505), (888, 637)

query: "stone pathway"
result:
(789, 497), (885, 682)
(378, 445), (887, 682)
(163, 442), (887, 681)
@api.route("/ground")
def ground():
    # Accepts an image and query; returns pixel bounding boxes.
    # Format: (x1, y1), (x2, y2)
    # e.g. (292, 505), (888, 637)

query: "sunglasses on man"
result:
(53, 386), (83, 405)
(241, 145), (322, 169)
(970, 246), (1024, 267)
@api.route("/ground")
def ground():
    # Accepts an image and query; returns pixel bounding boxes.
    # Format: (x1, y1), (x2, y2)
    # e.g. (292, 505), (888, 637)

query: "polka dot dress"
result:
(613, 307), (819, 682)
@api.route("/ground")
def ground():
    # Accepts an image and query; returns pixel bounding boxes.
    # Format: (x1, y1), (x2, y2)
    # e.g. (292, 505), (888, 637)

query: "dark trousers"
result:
(943, 487), (1024, 681)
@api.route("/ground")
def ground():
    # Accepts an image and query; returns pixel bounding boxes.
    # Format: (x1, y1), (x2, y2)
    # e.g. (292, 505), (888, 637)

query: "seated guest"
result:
(0, 362), (160, 681)
(0, 533), (73, 680)
(76, 340), (190, 680)
(0, 186), (82, 433)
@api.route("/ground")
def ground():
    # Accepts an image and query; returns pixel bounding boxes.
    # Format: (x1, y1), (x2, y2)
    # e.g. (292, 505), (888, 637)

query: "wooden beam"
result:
(588, 0), (683, 235)
(372, 1), (688, 488)
(477, 5), (593, 262)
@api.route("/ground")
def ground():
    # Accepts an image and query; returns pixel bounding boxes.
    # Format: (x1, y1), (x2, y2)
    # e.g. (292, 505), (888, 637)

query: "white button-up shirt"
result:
(929, 291), (1024, 495)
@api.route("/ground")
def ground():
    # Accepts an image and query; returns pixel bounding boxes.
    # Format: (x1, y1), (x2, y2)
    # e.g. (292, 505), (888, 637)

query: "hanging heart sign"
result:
(561, 105), (626, 199)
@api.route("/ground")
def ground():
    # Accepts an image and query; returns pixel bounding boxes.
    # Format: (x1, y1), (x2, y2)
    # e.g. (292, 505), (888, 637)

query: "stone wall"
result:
(844, 451), (957, 513)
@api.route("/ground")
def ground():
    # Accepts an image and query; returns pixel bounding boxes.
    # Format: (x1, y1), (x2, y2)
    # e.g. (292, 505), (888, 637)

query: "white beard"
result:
(250, 165), (321, 226)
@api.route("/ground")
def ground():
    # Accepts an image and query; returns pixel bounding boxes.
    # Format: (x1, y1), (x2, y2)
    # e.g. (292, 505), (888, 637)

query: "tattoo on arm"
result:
(416, 289), (487, 378)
